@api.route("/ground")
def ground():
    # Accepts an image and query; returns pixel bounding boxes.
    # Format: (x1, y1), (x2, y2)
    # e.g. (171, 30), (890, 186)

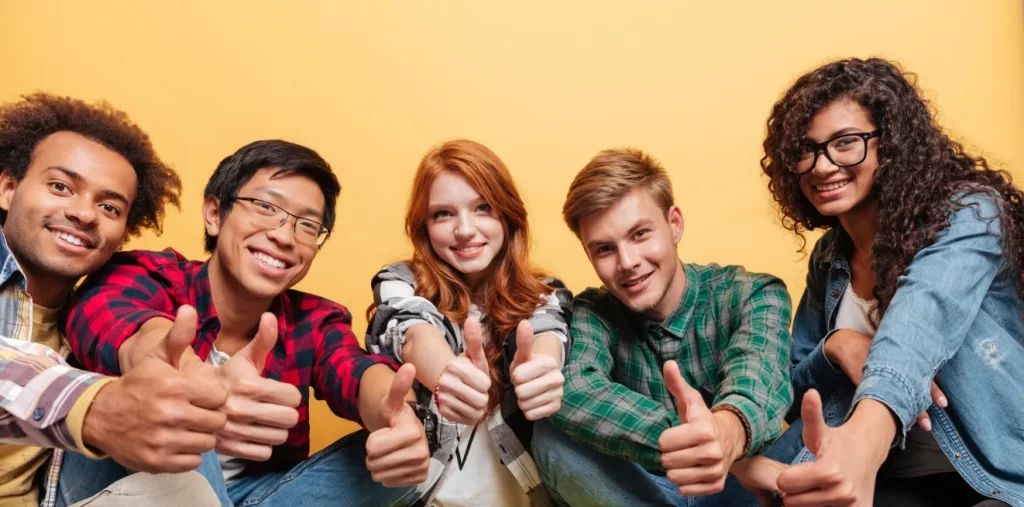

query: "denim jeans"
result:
(58, 430), (417, 507)
(531, 419), (759, 507)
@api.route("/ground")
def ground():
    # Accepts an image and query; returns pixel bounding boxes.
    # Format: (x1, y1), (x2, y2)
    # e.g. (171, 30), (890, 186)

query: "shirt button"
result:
(32, 408), (44, 421)
(831, 289), (840, 297)
(993, 490), (1000, 495)
(954, 452), (961, 459)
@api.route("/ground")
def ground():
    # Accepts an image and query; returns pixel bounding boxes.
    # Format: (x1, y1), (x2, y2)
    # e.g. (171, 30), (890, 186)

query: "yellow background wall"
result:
(1, 1), (1022, 452)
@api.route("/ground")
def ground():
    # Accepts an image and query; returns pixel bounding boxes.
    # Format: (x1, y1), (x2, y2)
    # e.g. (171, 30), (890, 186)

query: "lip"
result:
(248, 247), (293, 277)
(811, 178), (853, 200)
(47, 226), (95, 248)
(451, 243), (486, 260)
(620, 271), (654, 294)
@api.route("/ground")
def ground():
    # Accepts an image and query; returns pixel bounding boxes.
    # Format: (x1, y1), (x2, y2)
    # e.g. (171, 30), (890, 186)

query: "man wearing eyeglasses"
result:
(61, 140), (429, 506)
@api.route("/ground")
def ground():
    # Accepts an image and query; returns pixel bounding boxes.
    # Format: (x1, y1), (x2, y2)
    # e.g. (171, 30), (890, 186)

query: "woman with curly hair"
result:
(365, 139), (572, 506)
(747, 58), (1021, 506)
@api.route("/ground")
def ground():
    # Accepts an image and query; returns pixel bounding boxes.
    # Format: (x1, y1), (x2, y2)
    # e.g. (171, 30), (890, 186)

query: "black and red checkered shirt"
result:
(64, 248), (397, 472)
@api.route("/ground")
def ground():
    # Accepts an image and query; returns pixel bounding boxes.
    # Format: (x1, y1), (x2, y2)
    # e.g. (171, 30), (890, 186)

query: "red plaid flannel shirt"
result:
(63, 248), (397, 472)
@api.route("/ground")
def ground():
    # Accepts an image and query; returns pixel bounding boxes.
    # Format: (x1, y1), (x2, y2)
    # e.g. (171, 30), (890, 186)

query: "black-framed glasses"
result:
(791, 129), (881, 174)
(234, 197), (330, 246)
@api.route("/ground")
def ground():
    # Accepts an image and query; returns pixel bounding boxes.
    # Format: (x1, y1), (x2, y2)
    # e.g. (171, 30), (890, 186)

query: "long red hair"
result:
(406, 140), (550, 414)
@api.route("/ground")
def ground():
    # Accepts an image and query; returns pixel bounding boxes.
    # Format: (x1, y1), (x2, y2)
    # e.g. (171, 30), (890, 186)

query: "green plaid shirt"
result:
(552, 262), (792, 471)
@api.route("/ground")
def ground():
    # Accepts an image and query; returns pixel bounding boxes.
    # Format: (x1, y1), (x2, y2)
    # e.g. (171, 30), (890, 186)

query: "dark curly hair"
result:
(0, 92), (181, 236)
(761, 57), (1024, 318)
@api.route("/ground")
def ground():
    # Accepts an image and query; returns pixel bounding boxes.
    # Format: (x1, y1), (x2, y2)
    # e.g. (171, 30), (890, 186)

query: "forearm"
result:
(531, 332), (563, 364)
(357, 364), (412, 431)
(400, 323), (457, 390)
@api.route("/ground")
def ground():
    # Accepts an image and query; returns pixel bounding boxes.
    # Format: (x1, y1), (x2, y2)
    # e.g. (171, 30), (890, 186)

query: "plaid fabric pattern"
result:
(551, 262), (793, 471)
(366, 262), (572, 506)
(0, 230), (112, 507)
(63, 248), (398, 473)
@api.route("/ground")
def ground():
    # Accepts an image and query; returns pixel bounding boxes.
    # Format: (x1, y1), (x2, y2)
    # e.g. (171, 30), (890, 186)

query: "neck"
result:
(838, 201), (878, 263)
(207, 254), (273, 339)
(647, 261), (686, 322)
(22, 269), (73, 308)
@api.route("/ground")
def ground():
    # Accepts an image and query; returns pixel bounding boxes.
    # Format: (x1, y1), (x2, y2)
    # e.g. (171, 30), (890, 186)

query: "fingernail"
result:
(938, 396), (948, 408)
(921, 418), (932, 431)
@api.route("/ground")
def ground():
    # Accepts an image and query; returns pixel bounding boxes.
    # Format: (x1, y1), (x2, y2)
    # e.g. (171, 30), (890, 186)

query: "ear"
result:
(0, 171), (18, 212)
(203, 196), (222, 239)
(667, 205), (684, 244)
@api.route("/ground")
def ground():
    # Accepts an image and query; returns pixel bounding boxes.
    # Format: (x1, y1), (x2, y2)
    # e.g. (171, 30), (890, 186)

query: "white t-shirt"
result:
(430, 421), (530, 507)
(205, 346), (248, 483)
(834, 284), (877, 335)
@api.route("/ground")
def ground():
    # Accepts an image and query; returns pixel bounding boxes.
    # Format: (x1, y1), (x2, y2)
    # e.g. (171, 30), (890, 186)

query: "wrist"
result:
(848, 398), (899, 464)
(711, 407), (748, 462)
(81, 381), (115, 452)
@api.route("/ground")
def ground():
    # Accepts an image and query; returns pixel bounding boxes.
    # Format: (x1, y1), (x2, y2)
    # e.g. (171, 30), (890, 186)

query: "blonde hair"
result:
(562, 147), (674, 237)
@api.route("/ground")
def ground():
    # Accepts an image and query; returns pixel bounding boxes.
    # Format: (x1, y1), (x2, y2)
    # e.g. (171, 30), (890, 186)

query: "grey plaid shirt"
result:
(365, 262), (572, 506)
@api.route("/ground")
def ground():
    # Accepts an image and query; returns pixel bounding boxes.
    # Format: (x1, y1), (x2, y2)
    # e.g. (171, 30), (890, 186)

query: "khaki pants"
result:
(69, 471), (218, 507)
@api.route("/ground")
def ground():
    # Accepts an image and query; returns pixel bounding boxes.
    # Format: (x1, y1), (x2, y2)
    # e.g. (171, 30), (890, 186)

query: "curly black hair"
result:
(761, 57), (1024, 318)
(0, 92), (181, 236)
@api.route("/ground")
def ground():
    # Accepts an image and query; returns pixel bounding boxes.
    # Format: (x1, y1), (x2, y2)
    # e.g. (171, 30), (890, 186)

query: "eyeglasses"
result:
(234, 197), (330, 246)
(791, 130), (881, 174)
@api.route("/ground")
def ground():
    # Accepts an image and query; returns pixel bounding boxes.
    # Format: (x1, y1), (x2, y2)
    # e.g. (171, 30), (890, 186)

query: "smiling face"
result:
(578, 187), (686, 321)
(798, 99), (881, 218)
(0, 131), (136, 292)
(203, 167), (325, 300)
(424, 170), (505, 288)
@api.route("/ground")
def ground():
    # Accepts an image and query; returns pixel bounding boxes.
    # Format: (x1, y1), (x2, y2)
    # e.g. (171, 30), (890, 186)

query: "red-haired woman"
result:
(366, 139), (572, 507)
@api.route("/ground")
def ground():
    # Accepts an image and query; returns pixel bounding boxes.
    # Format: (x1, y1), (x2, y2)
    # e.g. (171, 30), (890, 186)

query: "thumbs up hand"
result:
(510, 321), (564, 420)
(658, 361), (745, 497)
(366, 364), (430, 487)
(775, 391), (892, 507)
(83, 306), (228, 473)
(215, 313), (302, 461)
(434, 316), (491, 424)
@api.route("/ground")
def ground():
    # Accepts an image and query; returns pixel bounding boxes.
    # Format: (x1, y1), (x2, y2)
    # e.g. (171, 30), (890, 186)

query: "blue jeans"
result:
(58, 430), (416, 507)
(531, 419), (759, 507)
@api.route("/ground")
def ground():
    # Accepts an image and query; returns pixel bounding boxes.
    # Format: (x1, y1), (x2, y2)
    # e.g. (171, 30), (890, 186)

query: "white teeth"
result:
(816, 180), (851, 192)
(55, 231), (85, 246)
(253, 251), (287, 269)
(623, 273), (650, 287)
(455, 246), (482, 252)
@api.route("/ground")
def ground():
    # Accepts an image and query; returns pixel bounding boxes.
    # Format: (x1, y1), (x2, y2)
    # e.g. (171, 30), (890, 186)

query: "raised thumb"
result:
(464, 316), (489, 373)
(382, 363), (416, 427)
(238, 312), (278, 373)
(164, 305), (198, 369)
(663, 360), (707, 423)
(801, 389), (828, 456)
(512, 320), (534, 367)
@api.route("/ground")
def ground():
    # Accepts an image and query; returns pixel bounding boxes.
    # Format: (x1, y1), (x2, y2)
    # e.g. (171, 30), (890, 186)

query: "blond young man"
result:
(531, 148), (792, 506)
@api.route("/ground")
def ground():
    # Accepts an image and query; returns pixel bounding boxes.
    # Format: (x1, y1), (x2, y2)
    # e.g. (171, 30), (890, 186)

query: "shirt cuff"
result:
(713, 395), (760, 457)
(852, 366), (918, 447)
(66, 377), (116, 458)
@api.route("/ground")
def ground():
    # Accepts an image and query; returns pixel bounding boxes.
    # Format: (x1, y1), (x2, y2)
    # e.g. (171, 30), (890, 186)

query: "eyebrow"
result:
(808, 126), (870, 143)
(584, 219), (655, 251)
(46, 166), (130, 205)
(252, 186), (323, 218)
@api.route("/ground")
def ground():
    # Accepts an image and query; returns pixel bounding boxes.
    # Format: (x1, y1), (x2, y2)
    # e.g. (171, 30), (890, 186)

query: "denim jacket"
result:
(787, 192), (1024, 506)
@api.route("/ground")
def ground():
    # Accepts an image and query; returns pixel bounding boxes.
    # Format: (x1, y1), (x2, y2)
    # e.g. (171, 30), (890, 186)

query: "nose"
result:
(454, 213), (476, 241)
(618, 243), (641, 272)
(265, 216), (298, 248)
(63, 197), (98, 227)
(809, 148), (839, 176)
